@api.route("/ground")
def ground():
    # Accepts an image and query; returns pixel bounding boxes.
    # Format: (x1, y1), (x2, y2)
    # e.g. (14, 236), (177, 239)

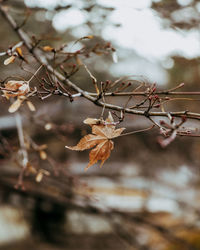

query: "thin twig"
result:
(14, 111), (28, 189)
(15, 112), (28, 167)
(119, 125), (155, 137)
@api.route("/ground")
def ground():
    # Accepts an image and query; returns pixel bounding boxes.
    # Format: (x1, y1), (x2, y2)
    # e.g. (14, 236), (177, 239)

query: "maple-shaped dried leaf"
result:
(66, 112), (125, 170)
(3, 80), (29, 99)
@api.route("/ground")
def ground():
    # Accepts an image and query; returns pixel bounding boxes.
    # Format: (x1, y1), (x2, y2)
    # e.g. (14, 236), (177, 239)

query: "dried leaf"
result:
(43, 46), (54, 52)
(73, 35), (94, 46)
(27, 165), (37, 174)
(8, 98), (23, 113)
(66, 112), (125, 170)
(94, 51), (103, 56)
(38, 144), (47, 150)
(76, 56), (82, 65)
(4, 55), (16, 65)
(39, 150), (47, 160)
(84, 118), (101, 125)
(36, 169), (50, 182)
(16, 47), (23, 57)
(36, 172), (43, 182)
(3, 80), (29, 98)
(26, 101), (36, 111)
(85, 35), (94, 39)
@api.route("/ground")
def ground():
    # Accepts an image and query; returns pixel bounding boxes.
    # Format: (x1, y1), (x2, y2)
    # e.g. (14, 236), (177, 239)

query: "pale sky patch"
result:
(102, 7), (200, 60)
(52, 8), (87, 32)
(96, 0), (152, 9)
(25, 0), (200, 60)
(24, 0), (200, 84)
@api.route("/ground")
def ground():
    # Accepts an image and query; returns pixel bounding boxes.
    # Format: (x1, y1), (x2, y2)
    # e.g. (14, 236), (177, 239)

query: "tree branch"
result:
(1, 4), (200, 123)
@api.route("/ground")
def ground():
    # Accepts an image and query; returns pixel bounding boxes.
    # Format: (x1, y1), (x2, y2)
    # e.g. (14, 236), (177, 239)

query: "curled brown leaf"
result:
(66, 112), (125, 170)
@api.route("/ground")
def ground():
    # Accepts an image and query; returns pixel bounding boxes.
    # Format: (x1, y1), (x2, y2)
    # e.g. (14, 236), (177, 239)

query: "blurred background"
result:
(0, 0), (200, 249)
